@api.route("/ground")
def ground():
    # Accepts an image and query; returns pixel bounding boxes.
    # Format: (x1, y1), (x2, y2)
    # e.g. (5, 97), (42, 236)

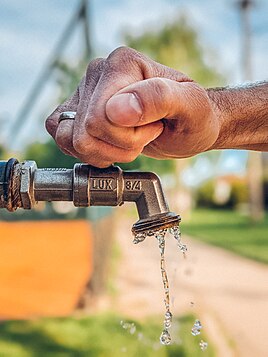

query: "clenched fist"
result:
(46, 47), (268, 167)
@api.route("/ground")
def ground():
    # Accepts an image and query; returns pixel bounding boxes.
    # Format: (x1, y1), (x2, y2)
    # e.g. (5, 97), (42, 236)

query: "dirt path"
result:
(112, 216), (268, 357)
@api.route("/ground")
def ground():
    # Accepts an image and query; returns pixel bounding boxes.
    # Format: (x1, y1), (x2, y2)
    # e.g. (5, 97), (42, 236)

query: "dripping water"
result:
(133, 223), (187, 345)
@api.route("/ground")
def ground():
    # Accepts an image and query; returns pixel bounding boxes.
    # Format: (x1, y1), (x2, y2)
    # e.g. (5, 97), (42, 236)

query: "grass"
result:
(0, 314), (214, 357)
(182, 209), (268, 264)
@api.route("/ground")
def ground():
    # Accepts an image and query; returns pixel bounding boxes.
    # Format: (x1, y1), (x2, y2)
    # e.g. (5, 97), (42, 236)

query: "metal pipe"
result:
(0, 159), (180, 234)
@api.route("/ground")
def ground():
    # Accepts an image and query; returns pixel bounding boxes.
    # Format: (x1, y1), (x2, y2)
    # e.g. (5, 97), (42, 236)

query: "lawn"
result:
(0, 314), (214, 357)
(182, 209), (268, 264)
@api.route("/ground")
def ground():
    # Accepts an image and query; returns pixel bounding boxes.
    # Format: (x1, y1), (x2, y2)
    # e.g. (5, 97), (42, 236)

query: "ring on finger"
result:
(58, 111), (77, 124)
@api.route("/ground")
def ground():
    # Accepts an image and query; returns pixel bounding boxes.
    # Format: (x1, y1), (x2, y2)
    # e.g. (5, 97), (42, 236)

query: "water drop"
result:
(160, 329), (171, 345)
(180, 244), (188, 253)
(169, 225), (187, 257)
(129, 323), (136, 335)
(120, 320), (137, 335)
(164, 310), (172, 329)
(120, 320), (127, 329)
(199, 339), (208, 351)
(191, 319), (202, 336)
(133, 232), (146, 244)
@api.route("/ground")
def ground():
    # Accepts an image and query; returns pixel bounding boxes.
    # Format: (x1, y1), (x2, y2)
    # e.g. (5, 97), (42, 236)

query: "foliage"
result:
(195, 180), (215, 208)
(229, 180), (249, 207)
(118, 156), (175, 175)
(24, 139), (79, 168)
(264, 178), (268, 209)
(183, 209), (268, 264)
(196, 178), (249, 209)
(125, 15), (225, 87)
(0, 314), (214, 357)
(0, 145), (6, 159)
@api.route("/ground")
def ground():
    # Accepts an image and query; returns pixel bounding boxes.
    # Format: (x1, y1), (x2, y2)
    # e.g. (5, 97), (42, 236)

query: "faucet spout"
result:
(0, 159), (180, 234)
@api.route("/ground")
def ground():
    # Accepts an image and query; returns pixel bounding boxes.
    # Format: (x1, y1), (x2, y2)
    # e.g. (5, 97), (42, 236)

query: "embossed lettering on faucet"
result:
(90, 178), (116, 191)
(125, 180), (142, 191)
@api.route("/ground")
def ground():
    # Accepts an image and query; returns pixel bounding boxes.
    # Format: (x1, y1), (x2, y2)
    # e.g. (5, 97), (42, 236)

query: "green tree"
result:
(24, 139), (79, 168)
(0, 145), (6, 159)
(125, 15), (224, 87)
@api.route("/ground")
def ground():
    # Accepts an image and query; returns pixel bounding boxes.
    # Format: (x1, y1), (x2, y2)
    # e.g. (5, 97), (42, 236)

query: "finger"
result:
(83, 115), (163, 151)
(55, 118), (143, 168)
(46, 57), (105, 140)
(45, 87), (80, 139)
(55, 119), (76, 156)
(73, 134), (143, 168)
(73, 47), (188, 154)
(106, 78), (204, 128)
(73, 48), (146, 142)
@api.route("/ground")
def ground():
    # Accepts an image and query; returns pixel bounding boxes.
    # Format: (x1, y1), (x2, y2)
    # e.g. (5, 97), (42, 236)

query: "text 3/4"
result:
(125, 180), (142, 191)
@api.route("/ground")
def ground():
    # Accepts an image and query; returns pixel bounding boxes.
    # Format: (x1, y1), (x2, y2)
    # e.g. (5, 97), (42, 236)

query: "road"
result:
(111, 216), (268, 357)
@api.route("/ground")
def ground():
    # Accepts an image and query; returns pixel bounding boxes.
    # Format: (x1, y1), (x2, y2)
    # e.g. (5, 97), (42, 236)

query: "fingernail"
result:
(106, 93), (143, 126)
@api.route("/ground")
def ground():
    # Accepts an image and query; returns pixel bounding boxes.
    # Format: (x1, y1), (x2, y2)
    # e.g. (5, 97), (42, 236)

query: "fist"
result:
(46, 47), (219, 167)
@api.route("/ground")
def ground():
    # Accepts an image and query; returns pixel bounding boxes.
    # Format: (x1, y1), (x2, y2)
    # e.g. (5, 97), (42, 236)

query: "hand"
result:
(45, 47), (220, 167)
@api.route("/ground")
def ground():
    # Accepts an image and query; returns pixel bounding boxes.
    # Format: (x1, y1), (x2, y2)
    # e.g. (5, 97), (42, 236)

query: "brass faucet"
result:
(0, 158), (180, 234)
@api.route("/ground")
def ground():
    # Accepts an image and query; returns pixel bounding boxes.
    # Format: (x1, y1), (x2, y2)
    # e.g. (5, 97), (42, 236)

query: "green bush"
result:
(196, 178), (250, 209)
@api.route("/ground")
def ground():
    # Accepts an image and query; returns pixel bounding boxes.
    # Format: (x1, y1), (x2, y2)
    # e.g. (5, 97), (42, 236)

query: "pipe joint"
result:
(0, 159), (180, 234)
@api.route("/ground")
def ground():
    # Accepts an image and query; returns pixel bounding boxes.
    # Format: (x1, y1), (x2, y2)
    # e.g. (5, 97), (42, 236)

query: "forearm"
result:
(207, 82), (268, 151)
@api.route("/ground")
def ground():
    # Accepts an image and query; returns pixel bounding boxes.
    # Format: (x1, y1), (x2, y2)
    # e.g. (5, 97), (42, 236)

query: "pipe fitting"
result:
(0, 159), (180, 234)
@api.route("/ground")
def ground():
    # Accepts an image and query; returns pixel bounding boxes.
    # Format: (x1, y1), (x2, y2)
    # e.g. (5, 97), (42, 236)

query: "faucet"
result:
(0, 158), (180, 235)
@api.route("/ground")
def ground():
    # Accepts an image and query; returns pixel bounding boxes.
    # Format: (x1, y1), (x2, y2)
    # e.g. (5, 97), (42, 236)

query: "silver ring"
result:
(58, 111), (76, 123)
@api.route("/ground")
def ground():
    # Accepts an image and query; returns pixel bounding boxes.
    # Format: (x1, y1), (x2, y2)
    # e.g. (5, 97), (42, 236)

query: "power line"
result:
(9, 0), (92, 144)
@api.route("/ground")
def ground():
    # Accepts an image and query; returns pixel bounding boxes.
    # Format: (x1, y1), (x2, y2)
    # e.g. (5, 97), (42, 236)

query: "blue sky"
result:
(0, 0), (267, 149)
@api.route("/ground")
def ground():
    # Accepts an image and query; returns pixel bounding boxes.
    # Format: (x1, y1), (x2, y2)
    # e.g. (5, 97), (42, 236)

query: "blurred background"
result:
(0, 0), (267, 356)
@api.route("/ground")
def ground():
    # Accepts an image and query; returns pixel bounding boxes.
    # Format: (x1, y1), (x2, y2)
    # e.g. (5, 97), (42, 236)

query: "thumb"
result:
(106, 77), (199, 127)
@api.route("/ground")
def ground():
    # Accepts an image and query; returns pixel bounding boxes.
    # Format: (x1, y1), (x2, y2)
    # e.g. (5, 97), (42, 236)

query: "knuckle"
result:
(45, 114), (57, 137)
(106, 46), (143, 70)
(152, 78), (173, 99)
(87, 57), (105, 69)
(85, 57), (105, 79)
(55, 129), (70, 149)
(149, 78), (174, 114)
(45, 116), (53, 134)
(107, 46), (133, 60)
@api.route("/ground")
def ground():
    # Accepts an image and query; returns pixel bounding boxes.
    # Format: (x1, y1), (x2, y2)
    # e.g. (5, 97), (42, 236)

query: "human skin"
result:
(45, 47), (268, 168)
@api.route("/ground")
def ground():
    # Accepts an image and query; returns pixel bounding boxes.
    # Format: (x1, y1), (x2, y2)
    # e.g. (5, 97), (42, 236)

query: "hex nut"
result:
(20, 161), (37, 209)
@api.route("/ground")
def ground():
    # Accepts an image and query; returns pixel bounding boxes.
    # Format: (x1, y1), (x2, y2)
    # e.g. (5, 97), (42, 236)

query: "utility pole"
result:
(237, 0), (264, 221)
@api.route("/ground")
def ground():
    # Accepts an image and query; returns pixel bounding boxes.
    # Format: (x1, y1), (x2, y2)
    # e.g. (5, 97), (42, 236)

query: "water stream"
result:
(133, 223), (208, 350)
(133, 223), (187, 345)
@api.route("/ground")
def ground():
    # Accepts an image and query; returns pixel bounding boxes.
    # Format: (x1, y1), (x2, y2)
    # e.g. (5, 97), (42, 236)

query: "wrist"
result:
(206, 82), (268, 151)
